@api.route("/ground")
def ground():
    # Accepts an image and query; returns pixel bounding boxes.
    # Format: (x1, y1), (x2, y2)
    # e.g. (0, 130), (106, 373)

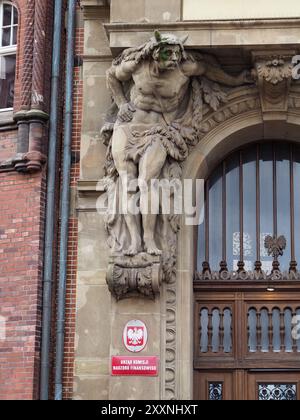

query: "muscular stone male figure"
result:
(105, 32), (251, 256)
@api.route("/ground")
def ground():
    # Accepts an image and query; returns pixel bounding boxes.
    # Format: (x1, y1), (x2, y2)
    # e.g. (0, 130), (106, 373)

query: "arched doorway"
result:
(193, 141), (300, 400)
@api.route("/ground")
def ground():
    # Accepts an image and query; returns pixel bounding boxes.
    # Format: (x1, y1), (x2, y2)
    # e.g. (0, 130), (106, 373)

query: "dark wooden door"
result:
(194, 370), (300, 400)
(194, 291), (300, 400)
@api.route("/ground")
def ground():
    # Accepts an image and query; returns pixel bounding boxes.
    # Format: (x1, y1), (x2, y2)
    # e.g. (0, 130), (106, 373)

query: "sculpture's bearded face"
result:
(152, 44), (182, 70)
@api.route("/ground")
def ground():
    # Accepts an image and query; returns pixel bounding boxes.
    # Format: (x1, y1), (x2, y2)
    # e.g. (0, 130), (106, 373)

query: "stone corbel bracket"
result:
(13, 110), (49, 173)
(252, 50), (295, 120)
(106, 253), (162, 300)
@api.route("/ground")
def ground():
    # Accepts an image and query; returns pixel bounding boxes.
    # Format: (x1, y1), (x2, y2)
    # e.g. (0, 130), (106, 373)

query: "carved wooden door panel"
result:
(194, 371), (234, 400)
(193, 291), (300, 400)
(194, 371), (300, 400)
(247, 372), (300, 400)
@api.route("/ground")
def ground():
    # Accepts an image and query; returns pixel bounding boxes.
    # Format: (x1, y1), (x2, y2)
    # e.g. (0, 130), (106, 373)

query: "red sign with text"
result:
(111, 356), (158, 376)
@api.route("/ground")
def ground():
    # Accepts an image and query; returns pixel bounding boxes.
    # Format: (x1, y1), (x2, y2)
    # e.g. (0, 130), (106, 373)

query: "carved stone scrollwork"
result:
(252, 51), (295, 117)
(106, 253), (162, 300)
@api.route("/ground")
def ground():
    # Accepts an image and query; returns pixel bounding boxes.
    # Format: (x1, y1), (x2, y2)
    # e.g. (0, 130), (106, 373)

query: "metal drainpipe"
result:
(40, 0), (63, 401)
(54, 0), (76, 401)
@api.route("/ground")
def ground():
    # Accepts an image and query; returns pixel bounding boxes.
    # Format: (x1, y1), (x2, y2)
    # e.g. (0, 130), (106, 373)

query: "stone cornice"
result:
(14, 110), (50, 122)
(105, 19), (300, 50)
(82, 55), (112, 62)
(81, 0), (110, 5)
(0, 123), (17, 132)
(78, 180), (101, 194)
(81, 0), (110, 20)
(106, 18), (300, 31)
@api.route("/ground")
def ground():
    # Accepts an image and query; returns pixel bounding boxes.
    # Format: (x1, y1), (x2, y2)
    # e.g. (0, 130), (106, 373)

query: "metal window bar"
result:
(222, 161), (227, 266)
(290, 145), (296, 265)
(256, 144), (261, 262)
(273, 143), (278, 238)
(205, 179), (209, 263)
(239, 151), (244, 263)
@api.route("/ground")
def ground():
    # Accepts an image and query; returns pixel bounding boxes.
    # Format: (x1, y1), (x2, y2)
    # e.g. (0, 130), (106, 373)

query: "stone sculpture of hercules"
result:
(106, 32), (251, 256)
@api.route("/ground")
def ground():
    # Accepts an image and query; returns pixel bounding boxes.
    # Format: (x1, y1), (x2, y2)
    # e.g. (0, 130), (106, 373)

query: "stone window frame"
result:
(0, 0), (18, 123)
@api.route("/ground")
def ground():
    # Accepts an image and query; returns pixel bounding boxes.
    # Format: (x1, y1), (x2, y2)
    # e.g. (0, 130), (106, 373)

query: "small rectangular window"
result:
(209, 383), (223, 400)
(0, 54), (16, 109)
(0, 3), (18, 110)
(258, 384), (297, 400)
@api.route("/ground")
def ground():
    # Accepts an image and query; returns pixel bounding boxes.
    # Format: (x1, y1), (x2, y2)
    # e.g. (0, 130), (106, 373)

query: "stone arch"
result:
(173, 107), (300, 399)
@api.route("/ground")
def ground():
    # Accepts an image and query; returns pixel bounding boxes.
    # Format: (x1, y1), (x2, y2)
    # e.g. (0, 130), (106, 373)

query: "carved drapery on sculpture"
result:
(100, 32), (253, 299)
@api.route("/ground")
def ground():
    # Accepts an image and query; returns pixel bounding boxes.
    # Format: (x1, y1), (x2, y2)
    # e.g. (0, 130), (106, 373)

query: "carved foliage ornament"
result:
(252, 52), (295, 114)
(256, 57), (293, 85)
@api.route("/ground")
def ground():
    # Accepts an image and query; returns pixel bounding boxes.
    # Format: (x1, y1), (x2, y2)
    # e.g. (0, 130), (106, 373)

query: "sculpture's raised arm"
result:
(106, 62), (137, 122)
(182, 58), (252, 87)
(204, 63), (252, 86)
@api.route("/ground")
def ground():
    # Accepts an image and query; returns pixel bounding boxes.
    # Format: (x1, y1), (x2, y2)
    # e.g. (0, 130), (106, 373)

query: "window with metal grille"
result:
(197, 142), (300, 274)
(0, 1), (18, 110)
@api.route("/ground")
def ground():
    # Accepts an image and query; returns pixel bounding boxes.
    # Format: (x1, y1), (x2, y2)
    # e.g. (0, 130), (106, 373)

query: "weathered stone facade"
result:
(72, 0), (300, 400)
(2, 0), (300, 400)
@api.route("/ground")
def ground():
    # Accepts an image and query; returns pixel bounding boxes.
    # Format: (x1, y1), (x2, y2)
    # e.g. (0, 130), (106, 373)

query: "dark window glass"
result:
(209, 383), (223, 400)
(260, 144), (273, 272)
(209, 165), (222, 270)
(12, 24), (17, 45)
(294, 147), (300, 265)
(0, 4), (18, 109)
(258, 384), (296, 400)
(13, 6), (18, 25)
(276, 143), (291, 269)
(0, 54), (16, 108)
(226, 152), (240, 270)
(198, 142), (300, 273)
(1, 3), (18, 47)
(3, 4), (12, 27)
(243, 147), (257, 270)
(2, 27), (10, 47)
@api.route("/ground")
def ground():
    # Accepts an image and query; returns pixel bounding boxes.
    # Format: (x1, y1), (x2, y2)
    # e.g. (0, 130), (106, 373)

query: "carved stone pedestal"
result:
(106, 253), (162, 300)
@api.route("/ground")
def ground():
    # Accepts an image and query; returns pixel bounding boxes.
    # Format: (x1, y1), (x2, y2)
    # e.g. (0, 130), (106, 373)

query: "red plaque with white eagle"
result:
(123, 320), (148, 353)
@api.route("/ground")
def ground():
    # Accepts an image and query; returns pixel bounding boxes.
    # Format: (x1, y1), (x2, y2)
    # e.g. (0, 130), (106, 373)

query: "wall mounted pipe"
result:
(54, 0), (76, 401)
(40, 0), (63, 401)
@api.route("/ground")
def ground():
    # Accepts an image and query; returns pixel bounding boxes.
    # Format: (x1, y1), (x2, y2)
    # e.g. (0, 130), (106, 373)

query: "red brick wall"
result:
(12, 0), (53, 114)
(0, 1), (84, 399)
(0, 0), (53, 400)
(0, 169), (46, 400)
(0, 130), (17, 162)
(61, 13), (83, 400)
